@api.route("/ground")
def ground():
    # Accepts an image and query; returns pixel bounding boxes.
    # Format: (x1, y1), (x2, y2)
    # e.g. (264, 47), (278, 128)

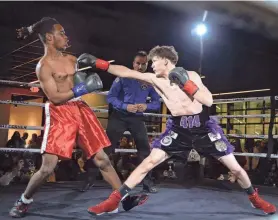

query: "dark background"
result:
(1, 1), (278, 96)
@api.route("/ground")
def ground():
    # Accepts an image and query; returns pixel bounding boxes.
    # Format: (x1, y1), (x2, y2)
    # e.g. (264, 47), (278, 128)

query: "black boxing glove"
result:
(73, 71), (87, 85)
(77, 53), (110, 71)
(168, 67), (199, 96)
(72, 71), (103, 97)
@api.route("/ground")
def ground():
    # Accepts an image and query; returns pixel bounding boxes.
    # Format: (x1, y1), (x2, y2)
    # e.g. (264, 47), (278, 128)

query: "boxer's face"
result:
(151, 56), (168, 77)
(47, 24), (69, 51)
(133, 56), (148, 73)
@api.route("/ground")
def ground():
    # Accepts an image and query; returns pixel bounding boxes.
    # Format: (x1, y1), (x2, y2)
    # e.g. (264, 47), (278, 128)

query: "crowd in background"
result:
(0, 129), (278, 188)
(5, 131), (42, 149)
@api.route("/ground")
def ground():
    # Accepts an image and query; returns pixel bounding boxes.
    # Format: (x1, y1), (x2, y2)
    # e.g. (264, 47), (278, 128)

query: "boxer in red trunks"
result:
(9, 17), (145, 218)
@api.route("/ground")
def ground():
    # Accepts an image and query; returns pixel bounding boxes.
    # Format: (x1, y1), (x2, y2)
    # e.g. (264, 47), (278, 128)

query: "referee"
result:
(106, 51), (160, 193)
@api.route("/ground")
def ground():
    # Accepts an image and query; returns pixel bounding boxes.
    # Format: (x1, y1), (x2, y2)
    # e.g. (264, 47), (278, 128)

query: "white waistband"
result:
(68, 97), (82, 102)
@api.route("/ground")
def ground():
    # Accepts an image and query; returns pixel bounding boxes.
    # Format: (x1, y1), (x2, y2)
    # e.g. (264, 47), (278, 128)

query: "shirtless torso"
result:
(148, 71), (203, 116)
(36, 53), (77, 103)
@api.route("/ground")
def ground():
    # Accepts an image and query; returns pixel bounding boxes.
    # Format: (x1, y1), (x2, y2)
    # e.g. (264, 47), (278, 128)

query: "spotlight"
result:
(195, 23), (207, 36)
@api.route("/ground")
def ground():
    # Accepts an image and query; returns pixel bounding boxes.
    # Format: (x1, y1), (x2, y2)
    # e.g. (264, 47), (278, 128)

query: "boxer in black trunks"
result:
(76, 46), (276, 216)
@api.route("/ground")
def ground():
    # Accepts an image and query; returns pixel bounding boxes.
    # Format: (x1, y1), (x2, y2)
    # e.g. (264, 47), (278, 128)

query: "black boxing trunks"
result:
(151, 110), (234, 158)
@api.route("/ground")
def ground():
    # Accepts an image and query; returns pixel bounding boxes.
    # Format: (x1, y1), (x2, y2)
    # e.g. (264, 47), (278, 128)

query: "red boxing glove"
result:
(95, 59), (110, 71)
(183, 80), (199, 96)
(169, 67), (199, 96)
(77, 53), (110, 71)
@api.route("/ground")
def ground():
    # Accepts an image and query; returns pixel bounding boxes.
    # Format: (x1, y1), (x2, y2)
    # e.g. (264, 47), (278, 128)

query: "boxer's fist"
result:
(77, 53), (109, 71)
(72, 71), (103, 97)
(169, 67), (199, 96)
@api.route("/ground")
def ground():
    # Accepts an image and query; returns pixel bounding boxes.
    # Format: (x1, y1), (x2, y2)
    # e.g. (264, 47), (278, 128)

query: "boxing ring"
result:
(0, 79), (278, 220)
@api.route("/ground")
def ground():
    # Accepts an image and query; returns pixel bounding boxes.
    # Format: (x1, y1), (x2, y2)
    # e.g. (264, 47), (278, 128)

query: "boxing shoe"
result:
(88, 190), (121, 216)
(9, 195), (33, 218)
(249, 189), (276, 215)
(87, 190), (149, 215)
(122, 193), (149, 211)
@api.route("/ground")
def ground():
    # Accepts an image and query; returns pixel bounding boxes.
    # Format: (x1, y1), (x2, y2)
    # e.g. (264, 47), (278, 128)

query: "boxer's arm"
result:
(188, 71), (213, 107)
(36, 63), (74, 104)
(107, 65), (155, 85)
(76, 54), (155, 84)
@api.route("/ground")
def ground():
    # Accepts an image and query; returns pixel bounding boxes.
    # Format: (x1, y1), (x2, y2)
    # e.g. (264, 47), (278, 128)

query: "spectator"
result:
(0, 154), (24, 186)
(6, 131), (25, 148)
(244, 140), (265, 171)
(21, 132), (28, 146)
(28, 133), (39, 149)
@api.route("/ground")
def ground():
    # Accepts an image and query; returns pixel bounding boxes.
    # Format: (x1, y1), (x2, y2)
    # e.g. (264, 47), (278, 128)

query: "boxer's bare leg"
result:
(218, 153), (276, 214)
(218, 154), (251, 189)
(24, 154), (58, 199)
(124, 148), (169, 190)
(88, 148), (169, 215)
(93, 149), (121, 190)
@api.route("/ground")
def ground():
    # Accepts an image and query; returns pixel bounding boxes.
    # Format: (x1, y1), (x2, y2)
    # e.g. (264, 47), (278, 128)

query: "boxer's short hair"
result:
(148, 45), (178, 65)
(32, 17), (60, 43)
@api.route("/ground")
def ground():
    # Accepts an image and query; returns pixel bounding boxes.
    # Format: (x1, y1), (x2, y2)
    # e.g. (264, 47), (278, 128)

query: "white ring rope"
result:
(1, 99), (278, 119)
(0, 124), (43, 130)
(0, 79), (276, 104)
(113, 149), (278, 158)
(1, 79), (277, 157)
(1, 98), (277, 138)
(213, 96), (272, 103)
(0, 124), (275, 139)
(217, 114), (276, 119)
(0, 80), (109, 95)
(0, 124), (161, 136)
(1, 147), (278, 158)
(0, 100), (170, 118)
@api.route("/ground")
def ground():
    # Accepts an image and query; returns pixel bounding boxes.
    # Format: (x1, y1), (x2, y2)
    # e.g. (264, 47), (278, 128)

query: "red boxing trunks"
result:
(41, 98), (110, 159)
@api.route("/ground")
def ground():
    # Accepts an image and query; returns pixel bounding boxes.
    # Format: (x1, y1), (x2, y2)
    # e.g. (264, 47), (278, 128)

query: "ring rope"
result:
(226, 134), (278, 139)
(114, 149), (278, 158)
(1, 99), (276, 138)
(0, 100), (171, 118)
(1, 81), (276, 154)
(1, 99), (277, 119)
(0, 124), (276, 139)
(0, 79), (41, 88)
(0, 124), (162, 136)
(0, 79), (276, 104)
(217, 114), (276, 118)
(0, 124), (43, 130)
(213, 96), (272, 103)
(1, 147), (277, 158)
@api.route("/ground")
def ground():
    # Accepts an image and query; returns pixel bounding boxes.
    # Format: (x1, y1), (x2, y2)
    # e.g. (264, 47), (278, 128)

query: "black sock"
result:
(244, 186), (255, 195)
(119, 184), (131, 198)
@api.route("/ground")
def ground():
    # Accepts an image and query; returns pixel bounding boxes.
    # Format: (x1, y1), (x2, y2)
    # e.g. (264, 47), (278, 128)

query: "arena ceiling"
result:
(1, 1), (278, 95)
